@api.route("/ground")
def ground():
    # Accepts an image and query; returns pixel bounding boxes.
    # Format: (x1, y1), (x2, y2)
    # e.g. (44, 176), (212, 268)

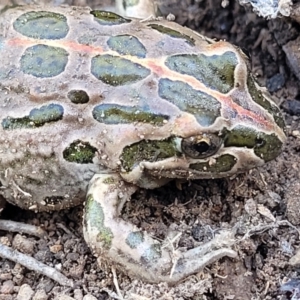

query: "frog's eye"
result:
(181, 134), (222, 159)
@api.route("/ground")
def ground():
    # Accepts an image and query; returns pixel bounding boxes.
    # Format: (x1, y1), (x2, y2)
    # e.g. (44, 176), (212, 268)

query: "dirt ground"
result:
(0, 0), (300, 299)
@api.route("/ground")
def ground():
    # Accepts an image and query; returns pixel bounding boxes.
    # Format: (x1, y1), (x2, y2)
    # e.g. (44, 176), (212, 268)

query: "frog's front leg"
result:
(83, 174), (237, 284)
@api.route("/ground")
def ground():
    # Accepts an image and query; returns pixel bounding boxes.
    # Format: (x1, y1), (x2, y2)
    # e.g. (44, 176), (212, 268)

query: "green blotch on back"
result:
(13, 11), (69, 39)
(120, 137), (179, 172)
(165, 51), (238, 94)
(2, 103), (64, 130)
(148, 24), (195, 46)
(92, 104), (169, 125)
(91, 10), (130, 26)
(141, 244), (162, 264)
(21, 45), (69, 78)
(126, 231), (144, 249)
(91, 54), (150, 86)
(85, 195), (113, 249)
(223, 125), (283, 162)
(190, 154), (237, 173)
(247, 74), (286, 132)
(107, 35), (147, 58)
(63, 140), (97, 164)
(67, 90), (90, 104)
(158, 78), (221, 126)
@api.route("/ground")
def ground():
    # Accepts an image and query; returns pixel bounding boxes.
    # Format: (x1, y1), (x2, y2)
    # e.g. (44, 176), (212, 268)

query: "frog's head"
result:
(120, 114), (286, 188)
(119, 43), (286, 188)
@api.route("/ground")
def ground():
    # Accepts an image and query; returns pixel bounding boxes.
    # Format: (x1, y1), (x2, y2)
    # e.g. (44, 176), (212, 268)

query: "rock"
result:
(12, 234), (35, 255)
(289, 248), (300, 266)
(266, 73), (285, 92)
(32, 289), (48, 300)
(283, 37), (300, 81)
(83, 295), (98, 300)
(16, 284), (34, 300)
(1, 280), (14, 294)
(285, 181), (300, 225)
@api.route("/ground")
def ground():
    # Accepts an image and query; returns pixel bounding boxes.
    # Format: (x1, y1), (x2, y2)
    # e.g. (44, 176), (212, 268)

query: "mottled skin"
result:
(0, 2), (286, 283)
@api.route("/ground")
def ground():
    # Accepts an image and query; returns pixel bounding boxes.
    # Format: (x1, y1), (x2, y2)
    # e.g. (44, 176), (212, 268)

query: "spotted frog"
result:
(0, 1), (286, 284)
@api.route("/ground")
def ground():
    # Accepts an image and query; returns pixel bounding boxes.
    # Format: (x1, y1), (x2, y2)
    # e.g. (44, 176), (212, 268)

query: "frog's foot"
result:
(83, 174), (237, 284)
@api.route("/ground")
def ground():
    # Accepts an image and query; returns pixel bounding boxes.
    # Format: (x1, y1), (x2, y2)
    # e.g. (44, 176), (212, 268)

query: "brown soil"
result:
(0, 0), (300, 299)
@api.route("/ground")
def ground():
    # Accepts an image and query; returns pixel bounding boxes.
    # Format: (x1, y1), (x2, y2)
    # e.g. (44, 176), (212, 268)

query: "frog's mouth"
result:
(120, 146), (267, 189)
(121, 147), (264, 183)
(119, 127), (284, 182)
(119, 133), (224, 174)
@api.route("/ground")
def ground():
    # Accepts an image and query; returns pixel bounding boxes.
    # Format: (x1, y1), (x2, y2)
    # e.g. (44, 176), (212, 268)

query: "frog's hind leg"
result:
(83, 173), (237, 284)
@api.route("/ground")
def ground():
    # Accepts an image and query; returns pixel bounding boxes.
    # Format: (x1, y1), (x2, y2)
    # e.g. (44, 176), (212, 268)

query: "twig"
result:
(0, 220), (46, 238)
(240, 219), (300, 241)
(112, 266), (124, 300)
(0, 243), (74, 287)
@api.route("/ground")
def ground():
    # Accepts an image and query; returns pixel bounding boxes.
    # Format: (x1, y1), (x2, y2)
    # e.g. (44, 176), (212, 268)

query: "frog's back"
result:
(0, 5), (213, 211)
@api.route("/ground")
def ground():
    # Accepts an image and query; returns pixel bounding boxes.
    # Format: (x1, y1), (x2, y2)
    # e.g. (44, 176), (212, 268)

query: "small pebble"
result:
(289, 248), (300, 267)
(282, 99), (300, 116)
(16, 284), (34, 300)
(1, 280), (14, 294)
(283, 37), (300, 81)
(266, 73), (285, 92)
(244, 198), (257, 216)
(33, 289), (48, 300)
(12, 234), (34, 255)
(49, 244), (63, 254)
(83, 295), (98, 300)
(74, 289), (83, 300)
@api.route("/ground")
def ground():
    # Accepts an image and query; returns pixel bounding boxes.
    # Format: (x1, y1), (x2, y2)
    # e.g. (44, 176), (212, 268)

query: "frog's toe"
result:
(83, 174), (237, 284)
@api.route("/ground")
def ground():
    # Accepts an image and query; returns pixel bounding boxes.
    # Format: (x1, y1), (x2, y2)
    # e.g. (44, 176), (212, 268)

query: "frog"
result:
(0, 0), (286, 284)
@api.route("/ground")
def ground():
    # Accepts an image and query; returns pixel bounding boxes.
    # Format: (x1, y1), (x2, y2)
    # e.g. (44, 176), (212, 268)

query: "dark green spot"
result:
(63, 140), (97, 164)
(67, 90), (89, 104)
(13, 11), (69, 39)
(2, 103), (64, 130)
(165, 51), (237, 94)
(85, 195), (113, 249)
(126, 231), (144, 249)
(91, 54), (150, 86)
(247, 74), (286, 132)
(141, 244), (162, 264)
(21, 45), (69, 78)
(107, 35), (147, 58)
(158, 78), (221, 126)
(223, 125), (283, 162)
(91, 10), (130, 25)
(120, 138), (179, 172)
(148, 24), (195, 46)
(190, 154), (237, 173)
(92, 104), (169, 125)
